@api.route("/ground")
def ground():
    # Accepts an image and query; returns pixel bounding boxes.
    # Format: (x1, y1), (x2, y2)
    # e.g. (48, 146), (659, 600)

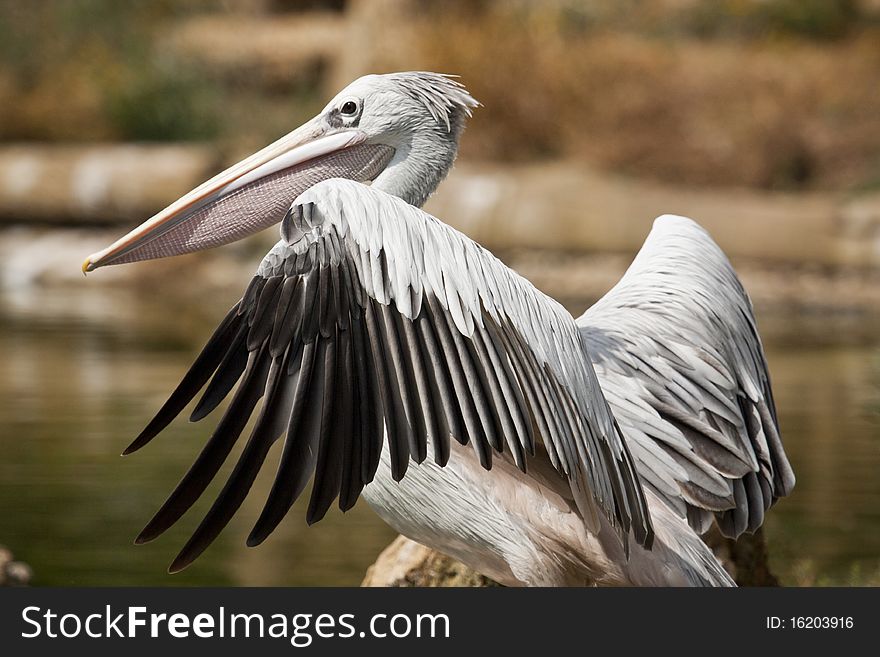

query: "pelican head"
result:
(83, 72), (479, 272)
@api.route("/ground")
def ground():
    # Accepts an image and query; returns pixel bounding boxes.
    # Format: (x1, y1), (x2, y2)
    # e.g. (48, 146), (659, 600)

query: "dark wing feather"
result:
(129, 180), (653, 570)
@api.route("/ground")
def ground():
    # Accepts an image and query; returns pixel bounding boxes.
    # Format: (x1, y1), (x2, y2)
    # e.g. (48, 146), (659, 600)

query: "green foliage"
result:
(105, 59), (220, 142)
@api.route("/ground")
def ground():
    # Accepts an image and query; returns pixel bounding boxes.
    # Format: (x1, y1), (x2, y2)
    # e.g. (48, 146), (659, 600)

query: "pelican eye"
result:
(340, 100), (360, 117)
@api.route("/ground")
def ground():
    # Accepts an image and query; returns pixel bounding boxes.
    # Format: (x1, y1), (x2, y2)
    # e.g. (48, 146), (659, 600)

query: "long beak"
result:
(83, 119), (393, 272)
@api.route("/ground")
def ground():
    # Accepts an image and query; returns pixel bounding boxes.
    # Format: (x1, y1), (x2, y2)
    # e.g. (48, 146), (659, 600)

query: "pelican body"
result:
(84, 72), (794, 586)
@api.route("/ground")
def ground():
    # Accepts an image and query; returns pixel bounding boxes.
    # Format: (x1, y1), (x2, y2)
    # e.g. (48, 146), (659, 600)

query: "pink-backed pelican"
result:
(83, 72), (795, 586)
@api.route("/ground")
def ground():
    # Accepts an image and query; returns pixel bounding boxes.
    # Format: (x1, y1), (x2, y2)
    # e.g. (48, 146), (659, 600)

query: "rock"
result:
(362, 536), (497, 587)
(0, 545), (32, 586)
(363, 530), (780, 587)
(4, 562), (33, 587)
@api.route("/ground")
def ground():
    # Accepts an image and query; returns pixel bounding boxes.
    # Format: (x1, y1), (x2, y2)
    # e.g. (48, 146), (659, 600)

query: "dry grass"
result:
(391, 3), (880, 190)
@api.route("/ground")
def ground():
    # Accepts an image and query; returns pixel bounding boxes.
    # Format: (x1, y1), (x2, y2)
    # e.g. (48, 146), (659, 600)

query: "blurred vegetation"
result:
(1, 0), (879, 190)
(0, 0), (223, 141)
(104, 64), (220, 142)
(404, 0), (880, 190)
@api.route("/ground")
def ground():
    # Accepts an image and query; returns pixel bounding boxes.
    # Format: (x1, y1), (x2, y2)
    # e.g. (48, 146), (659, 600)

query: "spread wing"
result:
(578, 215), (795, 539)
(128, 179), (652, 571)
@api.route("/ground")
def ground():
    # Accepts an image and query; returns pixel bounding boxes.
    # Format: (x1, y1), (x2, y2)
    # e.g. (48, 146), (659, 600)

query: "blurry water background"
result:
(2, 275), (879, 586)
(2, 0), (880, 585)
(0, 285), (399, 586)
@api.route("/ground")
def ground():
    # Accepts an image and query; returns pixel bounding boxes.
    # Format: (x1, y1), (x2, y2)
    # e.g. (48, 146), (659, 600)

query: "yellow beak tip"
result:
(81, 258), (93, 275)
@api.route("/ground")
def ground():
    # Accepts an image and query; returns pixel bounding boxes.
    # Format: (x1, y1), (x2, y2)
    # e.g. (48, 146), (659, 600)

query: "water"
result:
(1, 284), (878, 586)
(761, 344), (880, 584)
(0, 286), (396, 586)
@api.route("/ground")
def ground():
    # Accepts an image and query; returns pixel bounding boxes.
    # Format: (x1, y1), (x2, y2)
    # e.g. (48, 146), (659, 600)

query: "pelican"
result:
(84, 72), (795, 586)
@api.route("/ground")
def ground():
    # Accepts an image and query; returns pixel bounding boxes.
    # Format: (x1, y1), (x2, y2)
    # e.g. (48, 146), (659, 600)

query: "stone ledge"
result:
(3, 144), (880, 270)
(0, 144), (217, 224)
